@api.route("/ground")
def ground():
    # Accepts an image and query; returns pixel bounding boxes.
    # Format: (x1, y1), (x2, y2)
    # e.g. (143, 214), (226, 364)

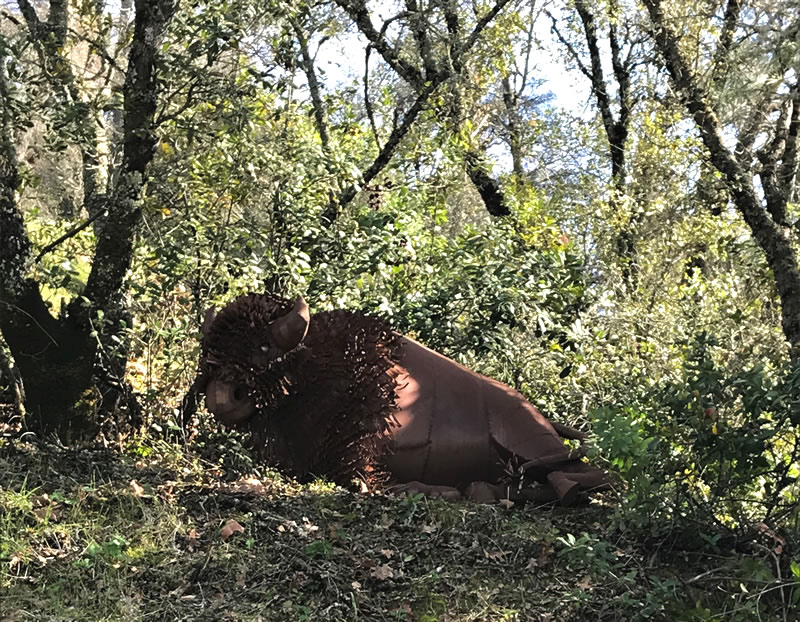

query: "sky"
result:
(306, 2), (594, 174)
(314, 2), (592, 114)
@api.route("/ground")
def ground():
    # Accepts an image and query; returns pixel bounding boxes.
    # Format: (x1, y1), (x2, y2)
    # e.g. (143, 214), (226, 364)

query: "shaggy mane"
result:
(201, 294), (402, 488)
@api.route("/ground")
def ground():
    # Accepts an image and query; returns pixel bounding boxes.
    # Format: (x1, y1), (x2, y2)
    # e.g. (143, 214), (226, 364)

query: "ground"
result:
(0, 425), (795, 621)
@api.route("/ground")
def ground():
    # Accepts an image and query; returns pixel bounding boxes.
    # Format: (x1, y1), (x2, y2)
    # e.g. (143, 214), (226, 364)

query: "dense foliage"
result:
(1, 0), (798, 619)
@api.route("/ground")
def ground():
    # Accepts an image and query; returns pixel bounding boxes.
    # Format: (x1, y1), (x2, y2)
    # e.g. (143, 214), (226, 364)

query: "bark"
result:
(0, 48), (26, 293)
(105, 0), (135, 195)
(573, 0), (629, 184)
(778, 93), (799, 204)
(758, 100), (795, 226)
(84, 0), (175, 307)
(0, 340), (25, 419)
(333, 0), (424, 87)
(711, 0), (741, 83)
(464, 150), (510, 217)
(405, 0), (436, 79)
(439, 0), (508, 216)
(643, 0), (800, 361)
(0, 0), (176, 437)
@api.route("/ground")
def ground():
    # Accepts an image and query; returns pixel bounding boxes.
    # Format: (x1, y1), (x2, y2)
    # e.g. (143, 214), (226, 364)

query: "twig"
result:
(331, 80), (439, 217)
(35, 208), (106, 263)
(363, 44), (382, 151)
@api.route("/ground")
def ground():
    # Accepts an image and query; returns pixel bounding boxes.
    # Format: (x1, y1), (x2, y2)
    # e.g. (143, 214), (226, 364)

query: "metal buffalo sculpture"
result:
(198, 293), (609, 504)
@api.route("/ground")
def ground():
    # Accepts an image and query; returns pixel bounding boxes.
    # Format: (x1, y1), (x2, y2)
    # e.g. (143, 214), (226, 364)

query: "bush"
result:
(592, 333), (800, 533)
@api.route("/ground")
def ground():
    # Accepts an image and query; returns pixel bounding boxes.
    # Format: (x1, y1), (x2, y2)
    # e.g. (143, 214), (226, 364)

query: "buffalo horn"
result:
(271, 295), (310, 352)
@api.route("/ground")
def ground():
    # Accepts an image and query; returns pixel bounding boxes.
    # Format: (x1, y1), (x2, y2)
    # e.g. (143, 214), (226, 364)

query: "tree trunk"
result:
(501, 76), (524, 177)
(0, 338), (25, 419)
(644, 0), (800, 361)
(0, 87), (96, 434)
(0, 0), (176, 438)
(572, 0), (634, 285)
(1, 288), (97, 437)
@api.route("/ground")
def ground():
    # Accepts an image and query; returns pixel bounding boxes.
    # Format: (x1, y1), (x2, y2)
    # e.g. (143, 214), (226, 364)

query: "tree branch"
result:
(17, 0), (70, 84)
(546, 11), (593, 83)
(47, 0), (68, 50)
(462, 0), (515, 57)
(758, 87), (800, 224)
(290, 15), (331, 152)
(711, 0), (741, 82)
(17, 0), (107, 220)
(328, 80), (439, 218)
(778, 88), (799, 201)
(66, 26), (126, 75)
(440, 0), (462, 74)
(735, 93), (782, 159)
(608, 1), (631, 137)
(332, 0), (424, 87)
(15, 0), (42, 39)
(329, 0), (516, 221)
(574, 1), (616, 156)
(405, 0), (436, 78)
(364, 45), (382, 151)
(516, 0), (538, 97)
(502, 75), (523, 176)
(35, 209), (107, 264)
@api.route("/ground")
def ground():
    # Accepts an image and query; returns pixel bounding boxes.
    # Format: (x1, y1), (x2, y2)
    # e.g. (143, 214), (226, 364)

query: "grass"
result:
(0, 430), (797, 622)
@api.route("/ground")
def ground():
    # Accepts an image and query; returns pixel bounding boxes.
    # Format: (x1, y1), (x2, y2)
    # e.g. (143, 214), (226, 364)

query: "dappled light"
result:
(1, 0), (799, 619)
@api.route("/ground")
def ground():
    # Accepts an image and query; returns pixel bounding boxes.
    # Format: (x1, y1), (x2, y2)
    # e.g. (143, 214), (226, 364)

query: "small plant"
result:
(75, 534), (129, 567)
(304, 539), (333, 558)
(593, 334), (800, 533)
(557, 532), (617, 573)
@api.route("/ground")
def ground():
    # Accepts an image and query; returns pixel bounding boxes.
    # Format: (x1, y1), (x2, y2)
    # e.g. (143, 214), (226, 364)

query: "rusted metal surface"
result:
(199, 293), (609, 503)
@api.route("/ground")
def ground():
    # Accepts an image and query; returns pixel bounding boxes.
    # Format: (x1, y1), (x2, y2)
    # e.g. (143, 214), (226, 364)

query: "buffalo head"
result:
(200, 294), (310, 425)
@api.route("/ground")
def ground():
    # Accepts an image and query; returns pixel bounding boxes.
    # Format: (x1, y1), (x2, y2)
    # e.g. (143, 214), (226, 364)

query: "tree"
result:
(547, 0), (640, 284)
(642, 0), (800, 360)
(329, 0), (517, 219)
(491, 0), (548, 180)
(0, 0), (177, 438)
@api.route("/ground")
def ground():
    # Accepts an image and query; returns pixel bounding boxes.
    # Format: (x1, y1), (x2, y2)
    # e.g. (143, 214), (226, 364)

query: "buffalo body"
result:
(199, 293), (609, 503)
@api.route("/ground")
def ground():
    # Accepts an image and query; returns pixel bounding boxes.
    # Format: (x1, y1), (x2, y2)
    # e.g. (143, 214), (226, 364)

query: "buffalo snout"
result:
(205, 378), (256, 424)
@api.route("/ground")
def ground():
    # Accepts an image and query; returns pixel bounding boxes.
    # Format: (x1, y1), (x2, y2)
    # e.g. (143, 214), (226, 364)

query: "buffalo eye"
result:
(251, 344), (279, 367)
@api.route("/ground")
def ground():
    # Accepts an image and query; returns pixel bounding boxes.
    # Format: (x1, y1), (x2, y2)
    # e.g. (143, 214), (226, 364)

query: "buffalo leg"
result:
(550, 421), (587, 440)
(546, 471), (581, 506)
(463, 481), (508, 502)
(557, 469), (611, 491)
